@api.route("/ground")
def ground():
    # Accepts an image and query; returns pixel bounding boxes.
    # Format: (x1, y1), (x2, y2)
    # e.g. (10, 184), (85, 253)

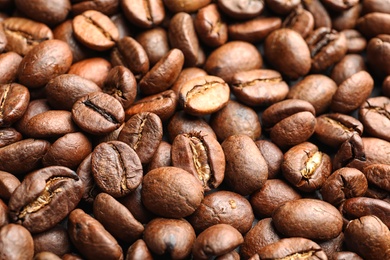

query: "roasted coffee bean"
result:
(125, 90), (177, 122)
(142, 166), (204, 218)
(139, 48), (184, 95)
(125, 239), (153, 260)
(262, 99), (317, 148)
(194, 4), (228, 47)
(45, 74), (101, 111)
(72, 92), (125, 135)
(110, 37), (149, 80)
(357, 12), (390, 39)
(179, 75), (230, 116)
(68, 57), (111, 87)
(33, 226), (71, 257)
(282, 142), (332, 192)
(135, 27), (170, 66)
(209, 100), (261, 142)
(34, 251), (62, 260)
(118, 112), (163, 164)
(332, 251), (363, 260)
(250, 179), (302, 218)
(0, 171), (20, 200)
(217, 0), (264, 19)
(322, 0), (359, 11)
(341, 197), (390, 228)
(342, 29), (367, 53)
(121, 0), (165, 28)
(0, 83), (30, 127)
(15, 0), (70, 26)
(167, 110), (216, 142)
(163, 0), (211, 13)
(366, 34), (390, 78)
(8, 166), (84, 233)
(320, 167), (368, 206)
(359, 96), (390, 141)
(205, 41), (262, 83)
(254, 140), (283, 179)
(331, 71), (374, 114)
(68, 208), (123, 260)
(306, 27), (348, 73)
(228, 17), (282, 43)
(76, 153), (100, 204)
(332, 4), (362, 31)
(383, 75), (390, 97)
(265, 28), (310, 79)
(172, 132), (225, 191)
(73, 10), (119, 51)
(0, 139), (50, 175)
(302, 0), (332, 29)
(344, 215), (390, 260)
(222, 134), (268, 196)
(102, 66), (137, 109)
(171, 67), (207, 98)
(92, 141), (143, 198)
(2, 17), (53, 56)
(273, 198), (343, 240)
(147, 141), (171, 171)
(257, 237), (327, 260)
(93, 193), (144, 244)
(192, 224), (243, 260)
(14, 99), (51, 135)
(0, 199), (8, 227)
(111, 13), (134, 40)
(318, 232), (345, 260)
(331, 54), (366, 85)
(287, 74), (337, 115)
(0, 224), (34, 260)
(315, 113), (364, 148)
(143, 218), (195, 259)
(332, 134), (366, 171)
(265, 0), (301, 15)
(282, 7), (314, 38)
(363, 163), (390, 192)
(231, 69), (288, 107)
(0, 127), (22, 148)
(188, 190), (254, 234)
(0, 51), (22, 84)
(71, 0), (119, 16)
(62, 253), (84, 260)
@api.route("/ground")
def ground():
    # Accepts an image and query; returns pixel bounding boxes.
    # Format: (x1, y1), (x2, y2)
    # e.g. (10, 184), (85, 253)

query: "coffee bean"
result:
(332, 4), (362, 31)
(164, 0), (211, 13)
(0, 171), (20, 200)
(68, 57), (111, 87)
(229, 17), (282, 43)
(363, 163), (390, 192)
(359, 96), (390, 141)
(302, 0), (332, 29)
(332, 251), (363, 260)
(331, 54), (366, 85)
(357, 12), (390, 38)
(121, 0), (165, 28)
(125, 239), (153, 260)
(333, 133), (366, 171)
(0, 51), (22, 84)
(318, 233), (345, 260)
(146, 141), (172, 171)
(0, 83), (30, 128)
(0, 224), (34, 260)
(217, 0), (264, 19)
(0, 199), (8, 227)
(322, 0), (359, 11)
(33, 226), (71, 257)
(92, 141), (143, 198)
(254, 140), (283, 179)
(8, 166), (84, 233)
(363, 0), (390, 14)
(341, 29), (367, 54)
(282, 7), (314, 38)
(135, 27), (170, 66)
(71, 0), (119, 16)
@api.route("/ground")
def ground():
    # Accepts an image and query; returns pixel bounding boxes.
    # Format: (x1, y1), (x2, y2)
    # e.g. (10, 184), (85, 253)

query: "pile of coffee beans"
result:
(1, 0), (390, 259)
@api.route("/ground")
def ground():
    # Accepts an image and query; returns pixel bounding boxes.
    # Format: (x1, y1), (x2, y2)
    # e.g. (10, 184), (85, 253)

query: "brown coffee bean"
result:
(344, 215), (390, 260)
(179, 75), (230, 116)
(331, 71), (374, 114)
(8, 166), (84, 233)
(147, 141), (171, 171)
(93, 193), (144, 244)
(34, 251), (62, 260)
(194, 4), (228, 47)
(302, 0), (332, 29)
(14, 99), (51, 135)
(33, 226), (71, 257)
(15, 0), (70, 26)
(111, 13), (134, 40)
(92, 141), (143, 198)
(172, 132), (225, 191)
(0, 199), (8, 228)
(273, 198), (343, 240)
(357, 12), (390, 38)
(0, 83), (30, 127)
(0, 51), (22, 84)
(205, 41), (262, 83)
(257, 237), (327, 259)
(68, 208), (123, 260)
(332, 251), (364, 260)
(193, 224), (243, 260)
(73, 10), (119, 51)
(342, 29), (367, 54)
(139, 48), (184, 95)
(45, 74), (101, 111)
(135, 27), (170, 66)
(110, 37), (149, 80)
(367, 34), (390, 78)
(163, 0), (211, 13)
(265, 0), (300, 15)
(287, 74), (337, 115)
(0, 171), (20, 200)
(118, 112), (163, 164)
(125, 90), (177, 122)
(318, 232), (345, 260)
(315, 113), (364, 148)
(221, 134), (268, 196)
(229, 17), (282, 43)
(68, 57), (111, 87)
(322, 0), (359, 11)
(0, 224), (34, 260)
(167, 110), (216, 142)
(143, 218), (195, 259)
(217, 0), (264, 19)
(142, 166), (204, 218)
(331, 54), (366, 85)
(168, 12), (199, 67)
(231, 69), (289, 107)
(188, 190), (254, 234)
(0, 139), (50, 176)
(25, 110), (78, 138)
(121, 0), (165, 28)
(125, 239), (153, 260)
(216, 251), (240, 260)
(283, 7), (314, 38)
(62, 253), (83, 260)
(2, 17), (53, 56)
(363, 164), (390, 192)
(250, 179), (302, 218)
(332, 4), (362, 31)
(0, 127), (22, 148)
(332, 134), (366, 171)
(209, 100), (261, 142)
(240, 218), (282, 260)
(171, 68), (208, 98)
(254, 140), (283, 179)
(71, 0), (119, 16)
(72, 92), (125, 135)
(76, 153), (101, 204)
